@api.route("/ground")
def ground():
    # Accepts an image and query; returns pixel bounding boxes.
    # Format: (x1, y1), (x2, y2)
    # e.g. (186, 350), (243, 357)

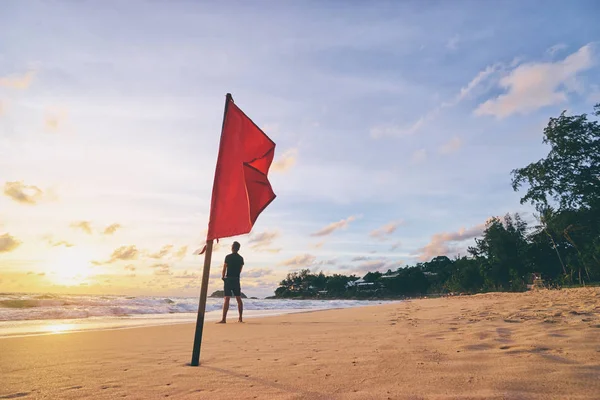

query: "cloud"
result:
(411, 149), (427, 164)
(416, 223), (485, 262)
(371, 63), (503, 138)
(446, 34), (460, 50)
(262, 123), (280, 135)
(244, 268), (274, 278)
(103, 223), (122, 235)
(370, 116), (427, 138)
(124, 264), (136, 272)
(345, 259), (403, 275)
(438, 136), (463, 154)
(3, 181), (45, 205)
(390, 241), (402, 251)
(359, 260), (388, 271)
(446, 63), (504, 107)
(0, 100), (5, 116)
(97, 245), (139, 264)
(148, 245), (173, 259)
(0, 233), (21, 253)
(175, 246), (188, 259)
(351, 256), (371, 262)
(151, 263), (172, 276)
(475, 44), (596, 118)
(547, 43), (567, 57)
(369, 221), (403, 240)
(48, 238), (75, 248)
(311, 216), (357, 237)
(311, 241), (325, 249)
(70, 221), (93, 234)
(278, 254), (316, 267)
(248, 230), (280, 250)
(0, 71), (35, 89)
(271, 148), (298, 172)
(315, 259), (337, 266)
(173, 270), (199, 279)
(45, 108), (68, 133)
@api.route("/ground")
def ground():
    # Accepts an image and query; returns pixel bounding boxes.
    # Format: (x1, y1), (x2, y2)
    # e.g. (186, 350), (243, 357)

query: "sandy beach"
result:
(1, 288), (599, 400)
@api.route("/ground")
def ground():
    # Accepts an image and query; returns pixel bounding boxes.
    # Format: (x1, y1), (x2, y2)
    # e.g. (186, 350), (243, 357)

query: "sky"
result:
(1, 0), (599, 298)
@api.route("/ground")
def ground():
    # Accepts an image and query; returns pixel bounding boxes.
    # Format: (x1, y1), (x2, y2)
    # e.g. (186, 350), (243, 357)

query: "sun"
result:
(46, 247), (94, 286)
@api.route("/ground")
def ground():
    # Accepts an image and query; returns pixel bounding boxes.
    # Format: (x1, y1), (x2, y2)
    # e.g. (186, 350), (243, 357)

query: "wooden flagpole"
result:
(191, 238), (214, 366)
(190, 93), (232, 367)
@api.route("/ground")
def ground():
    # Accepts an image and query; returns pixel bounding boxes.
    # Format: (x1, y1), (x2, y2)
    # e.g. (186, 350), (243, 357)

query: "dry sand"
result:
(1, 287), (599, 400)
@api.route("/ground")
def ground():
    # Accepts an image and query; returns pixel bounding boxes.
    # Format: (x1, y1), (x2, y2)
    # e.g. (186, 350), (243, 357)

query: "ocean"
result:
(0, 293), (398, 338)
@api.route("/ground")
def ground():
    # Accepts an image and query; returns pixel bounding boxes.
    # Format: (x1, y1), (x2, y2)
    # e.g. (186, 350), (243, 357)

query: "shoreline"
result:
(0, 300), (399, 339)
(2, 287), (599, 399)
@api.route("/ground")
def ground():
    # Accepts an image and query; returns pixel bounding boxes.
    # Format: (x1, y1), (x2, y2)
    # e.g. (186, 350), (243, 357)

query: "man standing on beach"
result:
(218, 241), (244, 323)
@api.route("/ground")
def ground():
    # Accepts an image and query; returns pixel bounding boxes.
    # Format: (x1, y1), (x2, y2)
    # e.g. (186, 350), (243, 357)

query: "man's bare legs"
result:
(236, 296), (243, 322)
(218, 296), (230, 323)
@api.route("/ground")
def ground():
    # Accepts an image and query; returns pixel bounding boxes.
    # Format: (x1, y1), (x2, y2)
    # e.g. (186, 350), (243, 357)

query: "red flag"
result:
(206, 94), (276, 241)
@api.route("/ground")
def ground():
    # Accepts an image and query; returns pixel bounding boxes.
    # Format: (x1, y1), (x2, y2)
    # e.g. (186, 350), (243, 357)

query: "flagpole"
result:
(191, 238), (213, 366)
(191, 93), (232, 367)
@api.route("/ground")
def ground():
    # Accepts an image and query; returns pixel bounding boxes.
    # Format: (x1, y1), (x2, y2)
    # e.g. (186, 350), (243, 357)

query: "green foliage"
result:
(511, 104), (600, 211)
(272, 105), (600, 299)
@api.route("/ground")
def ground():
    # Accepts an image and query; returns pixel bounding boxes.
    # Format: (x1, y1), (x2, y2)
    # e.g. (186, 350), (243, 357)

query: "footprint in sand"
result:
(495, 327), (513, 344)
(0, 394), (30, 399)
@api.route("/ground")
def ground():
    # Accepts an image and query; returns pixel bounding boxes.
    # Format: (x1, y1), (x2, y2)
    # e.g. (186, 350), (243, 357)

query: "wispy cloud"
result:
(103, 223), (122, 235)
(3, 181), (45, 205)
(371, 62), (503, 138)
(44, 108), (68, 133)
(248, 230), (280, 250)
(94, 245), (140, 265)
(70, 221), (93, 235)
(370, 116), (427, 138)
(346, 259), (403, 275)
(175, 246), (188, 260)
(124, 264), (136, 272)
(0, 71), (35, 89)
(0, 233), (21, 253)
(475, 44), (596, 118)
(271, 148), (298, 172)
(547, 43), (567, 57)
(151, 263), (172, 276)
(278, 254), (316, 267)
(416, 223), (485, 261)
(311, 216), (357, 237)
(438, 136), (463, 154)
(173, 270), (199, 280)
(311, 241), (325, 249)
(148, 245), (173, 259)
(369, 220), (403, 240)
(390, 241), (402, 251)
(244, 268), (274, 278)
(44, 236), (75, 248)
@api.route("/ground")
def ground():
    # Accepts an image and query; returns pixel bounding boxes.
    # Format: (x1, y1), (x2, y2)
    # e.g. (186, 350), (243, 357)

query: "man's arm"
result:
(222, 262), (227, 279)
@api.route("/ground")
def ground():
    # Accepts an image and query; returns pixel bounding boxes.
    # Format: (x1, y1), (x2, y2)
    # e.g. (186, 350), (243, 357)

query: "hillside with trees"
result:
(273, 105), (600, 299)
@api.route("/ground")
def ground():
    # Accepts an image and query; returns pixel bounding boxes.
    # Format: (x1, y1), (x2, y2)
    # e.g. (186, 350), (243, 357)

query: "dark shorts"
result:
(223, 277), (241, 297)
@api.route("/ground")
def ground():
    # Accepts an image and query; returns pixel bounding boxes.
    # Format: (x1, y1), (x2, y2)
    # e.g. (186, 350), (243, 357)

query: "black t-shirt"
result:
(225, 253), (244, 278)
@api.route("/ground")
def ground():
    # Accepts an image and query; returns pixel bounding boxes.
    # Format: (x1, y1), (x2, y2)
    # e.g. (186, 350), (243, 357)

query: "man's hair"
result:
(232, 241), (241, 252)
